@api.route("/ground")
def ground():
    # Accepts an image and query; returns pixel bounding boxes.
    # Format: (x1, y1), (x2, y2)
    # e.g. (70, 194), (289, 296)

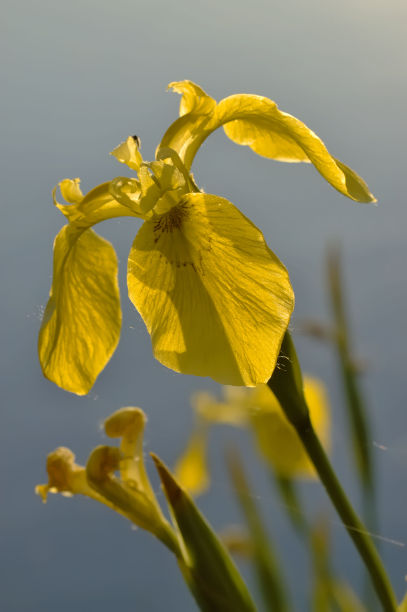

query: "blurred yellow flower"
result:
(249, 378), (330, 478)
(39, 80), (374, 395)
(175, 377), (330, 494)
(173, 423), (210, 496)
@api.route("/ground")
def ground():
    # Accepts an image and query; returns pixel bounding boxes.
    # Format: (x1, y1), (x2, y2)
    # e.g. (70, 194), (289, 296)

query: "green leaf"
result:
(227, 448), (290, 612)
(152, 454), (256, 612)
(326, 244), (374, 492)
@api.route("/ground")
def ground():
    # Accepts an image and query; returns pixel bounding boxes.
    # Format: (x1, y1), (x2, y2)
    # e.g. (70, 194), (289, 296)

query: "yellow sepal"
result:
(160, 80), (375, 203)
(38, 224), (121, 395)
(127, 192), (294, 386)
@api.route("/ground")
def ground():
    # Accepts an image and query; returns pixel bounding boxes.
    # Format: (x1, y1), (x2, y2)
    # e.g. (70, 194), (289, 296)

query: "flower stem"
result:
(268, 332), (397, 612)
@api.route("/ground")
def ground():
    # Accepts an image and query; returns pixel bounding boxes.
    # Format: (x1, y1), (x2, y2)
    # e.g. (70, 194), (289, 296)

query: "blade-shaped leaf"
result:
(227, 448), (290, 612)
(152, 453), (256, 612)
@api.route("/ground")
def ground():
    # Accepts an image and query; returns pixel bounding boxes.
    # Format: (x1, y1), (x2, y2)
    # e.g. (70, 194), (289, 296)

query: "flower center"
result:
(154, 202), (190, 235)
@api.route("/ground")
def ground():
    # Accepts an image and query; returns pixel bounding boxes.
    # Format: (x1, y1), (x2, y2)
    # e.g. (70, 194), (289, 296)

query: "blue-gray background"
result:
(2, 0), (406, 609)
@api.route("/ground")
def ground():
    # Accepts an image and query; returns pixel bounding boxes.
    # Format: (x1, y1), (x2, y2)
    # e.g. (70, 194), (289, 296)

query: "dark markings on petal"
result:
(153, 202), (191, 240)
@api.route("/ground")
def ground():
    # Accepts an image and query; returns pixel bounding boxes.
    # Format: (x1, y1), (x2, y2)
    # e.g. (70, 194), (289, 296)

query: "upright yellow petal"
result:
(110, 136), (143, 172)
(104, 407), (156, 500)
(38, 224), (121, 394)
(109, 176), (152, 219)
(160, 81), (375, 202)
(168, 80), (216, 117)
(158, 81), (218, 170)
(127, 193), (294, 386)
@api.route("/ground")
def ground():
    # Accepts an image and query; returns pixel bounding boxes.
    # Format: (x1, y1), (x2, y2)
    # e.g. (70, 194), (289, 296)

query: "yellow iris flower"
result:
(175, 377), (330, 495)
(36, 406), (259, 609)
(36, 407), (179, 553)
(38, 81), (375, 395)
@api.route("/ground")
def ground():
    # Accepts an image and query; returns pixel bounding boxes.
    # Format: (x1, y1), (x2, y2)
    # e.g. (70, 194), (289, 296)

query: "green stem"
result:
(274, 474), (308, 536)
(327, 244), (375, 495)
(227, 448), (291, 612)
(268, 332), (397, 612)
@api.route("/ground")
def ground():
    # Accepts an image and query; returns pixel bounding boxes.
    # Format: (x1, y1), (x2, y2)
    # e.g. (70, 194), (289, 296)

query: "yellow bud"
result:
(35, 447), (98, 502)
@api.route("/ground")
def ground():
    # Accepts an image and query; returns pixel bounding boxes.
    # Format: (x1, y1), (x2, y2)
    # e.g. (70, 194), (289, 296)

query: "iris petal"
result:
(160, 81), (375, 203)
(38, 225), (121, 394)
(127, 193), (294, 386)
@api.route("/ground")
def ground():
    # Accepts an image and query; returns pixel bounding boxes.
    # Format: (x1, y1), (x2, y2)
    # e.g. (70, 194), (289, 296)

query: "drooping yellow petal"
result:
(40, 179), (144, 395)
(127, 193), (294, 386)
(219, 95), (375, 202)
(220, 95), (309, 163)
(158, 82), (218, 170)
(38, 224), (121, 394)
(160, 81), (375, 203)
